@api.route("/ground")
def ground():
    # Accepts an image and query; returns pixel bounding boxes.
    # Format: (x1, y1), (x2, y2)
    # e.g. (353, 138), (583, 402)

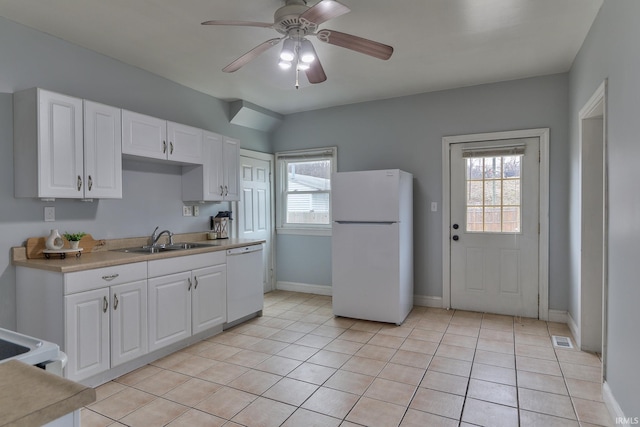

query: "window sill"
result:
(276, 227), (332, 237)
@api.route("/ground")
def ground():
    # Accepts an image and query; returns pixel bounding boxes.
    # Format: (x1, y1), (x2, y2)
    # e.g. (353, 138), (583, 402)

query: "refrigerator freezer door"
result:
(332, 170), (400, 222)
(332, 222), (402, 324)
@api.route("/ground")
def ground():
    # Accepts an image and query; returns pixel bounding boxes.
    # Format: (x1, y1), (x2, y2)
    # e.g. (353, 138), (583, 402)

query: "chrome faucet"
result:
(150, 226), (174, 246)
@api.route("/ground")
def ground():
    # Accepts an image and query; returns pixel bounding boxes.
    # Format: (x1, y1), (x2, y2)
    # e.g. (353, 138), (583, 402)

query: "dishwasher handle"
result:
(227, 245), (263, 256)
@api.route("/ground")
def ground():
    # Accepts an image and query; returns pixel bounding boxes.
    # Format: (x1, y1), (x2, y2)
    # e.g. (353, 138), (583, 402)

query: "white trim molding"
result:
(547, 309), (568, 324)
(442, 128), (550, 320)
(603, 381), (630, 426)
(413, 295), (444, 308)
(276, 281), (333, 296)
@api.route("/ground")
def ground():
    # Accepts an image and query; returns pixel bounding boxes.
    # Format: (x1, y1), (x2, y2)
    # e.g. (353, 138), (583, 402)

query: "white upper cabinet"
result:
(181, 131), (240, 202)
(84, 100), (122, 199)
(14, 88), (84, 199)
(122, 110), (203, 164)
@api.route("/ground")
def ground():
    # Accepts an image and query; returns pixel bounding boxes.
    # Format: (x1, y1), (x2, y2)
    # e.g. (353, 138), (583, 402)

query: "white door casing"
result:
(237, 150), (275, 292)
(442, 129), (550, 320)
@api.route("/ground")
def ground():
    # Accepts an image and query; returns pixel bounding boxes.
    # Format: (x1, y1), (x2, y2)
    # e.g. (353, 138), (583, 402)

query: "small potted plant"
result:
(63, 232), (86, 250)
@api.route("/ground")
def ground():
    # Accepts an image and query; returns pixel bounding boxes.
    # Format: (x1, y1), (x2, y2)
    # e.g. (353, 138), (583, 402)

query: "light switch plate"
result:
(193, 205), (199, 216)
(44, 206), (55, 222)
(182, 205), (193, 217)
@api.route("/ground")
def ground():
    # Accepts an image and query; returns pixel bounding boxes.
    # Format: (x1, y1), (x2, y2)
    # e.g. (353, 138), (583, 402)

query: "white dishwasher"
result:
(226, 244), (264, 323)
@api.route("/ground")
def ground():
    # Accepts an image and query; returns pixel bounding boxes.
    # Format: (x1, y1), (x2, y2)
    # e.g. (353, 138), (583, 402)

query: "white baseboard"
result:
(276, 281), (332, 296)
(603, 381), (631, 425)
(413, 295), (443, 308)
(548, 309), (568, 324)
(567, 310), (581, 349)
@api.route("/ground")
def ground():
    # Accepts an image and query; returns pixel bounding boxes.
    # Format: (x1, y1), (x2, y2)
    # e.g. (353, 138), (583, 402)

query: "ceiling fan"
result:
(202, 0), (394, 88)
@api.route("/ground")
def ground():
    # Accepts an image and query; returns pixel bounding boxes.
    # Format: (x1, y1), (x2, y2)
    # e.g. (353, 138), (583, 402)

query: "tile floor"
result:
(82, 291), (614, 427)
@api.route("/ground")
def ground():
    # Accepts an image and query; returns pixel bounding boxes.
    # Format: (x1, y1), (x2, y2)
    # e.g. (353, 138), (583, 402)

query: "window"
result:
(463, 146), (524, 233)
(276, 147), (337, 235)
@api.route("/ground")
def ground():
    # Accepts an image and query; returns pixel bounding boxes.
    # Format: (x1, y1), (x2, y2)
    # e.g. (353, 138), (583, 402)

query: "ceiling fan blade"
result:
(316, 29), (393, 60)
(201, 20), (273, 28)
(299, 0), (350, 27)
(222, 38), (282, 73)
(305, 57), (327, 84)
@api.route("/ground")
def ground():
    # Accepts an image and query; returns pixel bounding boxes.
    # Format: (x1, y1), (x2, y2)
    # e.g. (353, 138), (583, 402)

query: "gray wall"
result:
(0, 17), (271, 329)
(272, 74), (570, 309)
(568, 0), (640, 416)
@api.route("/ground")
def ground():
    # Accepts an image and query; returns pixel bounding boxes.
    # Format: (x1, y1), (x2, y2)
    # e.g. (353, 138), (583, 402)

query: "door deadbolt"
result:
(452, 235), (459, 241)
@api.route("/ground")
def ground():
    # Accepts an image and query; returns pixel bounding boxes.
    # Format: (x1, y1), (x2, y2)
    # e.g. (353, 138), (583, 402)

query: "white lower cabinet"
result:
(148, 272), (192, 352)
(192, 265), (226, 334)
(110, 280), (148, 367)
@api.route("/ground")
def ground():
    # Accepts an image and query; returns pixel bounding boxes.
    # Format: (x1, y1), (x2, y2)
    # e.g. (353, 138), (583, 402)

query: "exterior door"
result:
(450, 138), (540, 317)
(238, 153), (273, 292)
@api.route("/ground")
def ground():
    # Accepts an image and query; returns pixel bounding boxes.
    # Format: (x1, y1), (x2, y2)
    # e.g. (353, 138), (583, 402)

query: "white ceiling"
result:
(0, 0), (602, 115)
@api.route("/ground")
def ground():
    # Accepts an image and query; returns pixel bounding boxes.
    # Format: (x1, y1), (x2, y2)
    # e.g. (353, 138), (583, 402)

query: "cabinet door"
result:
(192, 265), (226, 334)
(65, 288), (110, 381)
(111, 280), (147, 367)
(204, 131), (224, 201)
(148, 272), (192, 352)
(84, 101), (122, 199)
(122, 110), (167, 161)
(38, 90), (84, 198)
(223, 136), (240, 201)
(167, 122), (203, 164)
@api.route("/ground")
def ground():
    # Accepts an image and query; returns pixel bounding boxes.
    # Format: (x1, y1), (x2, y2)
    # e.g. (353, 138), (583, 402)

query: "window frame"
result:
(275, 147), (337, 236)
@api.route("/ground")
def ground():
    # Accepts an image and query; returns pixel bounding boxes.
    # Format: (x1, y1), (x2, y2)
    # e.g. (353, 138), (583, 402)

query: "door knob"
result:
(452, 235), (459, 241)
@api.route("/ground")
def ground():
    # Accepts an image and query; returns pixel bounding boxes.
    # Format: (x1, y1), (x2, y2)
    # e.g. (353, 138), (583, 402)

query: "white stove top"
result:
(0, 328), (62, 366)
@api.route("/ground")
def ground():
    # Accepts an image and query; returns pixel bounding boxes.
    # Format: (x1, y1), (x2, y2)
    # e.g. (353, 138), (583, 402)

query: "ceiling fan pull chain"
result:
(295, 67), (300, 90)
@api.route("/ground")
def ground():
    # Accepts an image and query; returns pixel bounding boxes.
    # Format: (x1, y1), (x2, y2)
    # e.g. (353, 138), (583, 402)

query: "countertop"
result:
(12, 237), (265, 273)
(0, 360), (96, 426)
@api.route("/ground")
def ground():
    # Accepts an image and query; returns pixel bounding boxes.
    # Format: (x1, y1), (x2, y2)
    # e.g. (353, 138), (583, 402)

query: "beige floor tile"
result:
(519, 410), (579, 427)
(341, 355), (387, 376)
(409, 388), (464, 419)
(365, 378), (416, 406)
(114, 365), (163, 386)
(399, 408), (458, 427)
(516, 343), (558, 360)
(350, 320), (385, 333)
(446, 324), (480, 338)
(246, 338), (290, 355)
(471, 363), (516, 386)
(565, 377), (604, 401)
(428, 356), (472, 377)
(390, 349), (432, 369)
(378, 362), (425, 386)
(516, 355), (563, 376)
(254, 355), (303, 376)
(322, 317), (357, 329)
(473, 349), (515, 369)
(414, 319), (449, 333)
(354, 343), (397, 362)
(120, 398), (188, 427)
(267, 329), (307, 344)
(306, 349), (352, 369)
(195, 386), (257, 420)
(434, 344), (475, 361)
(209, 332), (263, 348)
(555, 348), (601, 366)
(182, 340), (218, 355)
(408, 328), (444, 343)
(324, 369), (375, 394)
(346, 396), (406, 427)
(132, 369), (191, 396)
(461, 397), (519, 427)
(518, 387), (576, 419)
(573, 397), (615, 426)
(198, 343), (243, 361)
(467, 378), (517, 407)
(276, 343), (320, 361)
(198, 361), (249, 385)
(282, 408), (341, 427)
(560, 361), (602, 382)
(150, 351), (192, 369)
(441, 333), (478, 349)
(93, 381), (127, 402)
(88, 387), (156, 420)
(378, 325), (414, 338)
(517, 370), (568, 395)
(166, 408), (226, 427)
(224, 349), (273, 368)
(275, 310), (305, 321)
(167, 355), (218, 376)
(285, 321), (319, 334)
(162, 378), (221, 407)
(400, 338), (439, 355)
(368, 333), (406, 349)
(338, 329), (375, 343)
(287, 362), (337, 385)
(227, 369), (282, 395)
(262, 377), (319, 406)
(260, 317), (296, 329)
(301, 387), (359, 419)
(515, 332), (553, 347)
(476, 338), (515, 355)
(323, 338), (364, 355)
(310, 325), (348, 339)
(80, 409), (114, 427)
(479, 328), (514, 343)
(295, 333), (334, 348)
(231, 397), (296, 427)
(420, 370), (469, 396)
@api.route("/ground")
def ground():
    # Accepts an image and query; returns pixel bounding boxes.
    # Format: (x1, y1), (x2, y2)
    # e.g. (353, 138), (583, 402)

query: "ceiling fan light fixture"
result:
(299, 39), (316, 63)
(279, 59), (292, 69)
(297, 62), (310, 71)
(280, 38), (295, 61)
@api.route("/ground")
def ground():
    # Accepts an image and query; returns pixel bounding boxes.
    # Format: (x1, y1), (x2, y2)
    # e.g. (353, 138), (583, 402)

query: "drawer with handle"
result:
(64, 262), (147, 294)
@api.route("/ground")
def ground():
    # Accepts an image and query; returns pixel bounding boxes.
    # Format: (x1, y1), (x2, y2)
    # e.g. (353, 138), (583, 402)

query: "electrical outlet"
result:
(44, 206), (55, 222)
(193, 205), (199, 216)
(182, 205), (193, 217)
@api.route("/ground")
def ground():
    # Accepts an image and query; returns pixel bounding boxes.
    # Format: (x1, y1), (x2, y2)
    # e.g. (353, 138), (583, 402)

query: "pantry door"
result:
(449, 137), (540, 318)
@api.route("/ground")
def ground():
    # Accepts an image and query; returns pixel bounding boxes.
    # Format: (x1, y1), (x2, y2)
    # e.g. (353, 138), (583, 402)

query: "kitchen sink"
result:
(115, 242), (212, 254)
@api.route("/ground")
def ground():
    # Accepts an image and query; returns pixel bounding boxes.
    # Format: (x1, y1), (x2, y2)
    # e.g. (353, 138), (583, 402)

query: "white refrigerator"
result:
(331, 169), (413, 325)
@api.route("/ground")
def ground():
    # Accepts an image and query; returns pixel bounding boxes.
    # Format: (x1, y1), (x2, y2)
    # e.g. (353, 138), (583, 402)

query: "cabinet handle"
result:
(103, 296), (109, 313)
(224, 185), (228, 196)
(194, 276), (199, 289)
(187, 277), (192, 291)
(88, 175), (93, 191)
(170, 142), (174, 154)
(220, 185), (224, 196)
(113, 294), (119, 311)
(77, 175), (83, 191)
(162, 140), (167, 154)
(101, 274), (119, 281)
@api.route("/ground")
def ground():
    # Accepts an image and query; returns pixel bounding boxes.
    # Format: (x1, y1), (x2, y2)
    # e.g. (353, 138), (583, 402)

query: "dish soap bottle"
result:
(45, 229), (64, 250)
